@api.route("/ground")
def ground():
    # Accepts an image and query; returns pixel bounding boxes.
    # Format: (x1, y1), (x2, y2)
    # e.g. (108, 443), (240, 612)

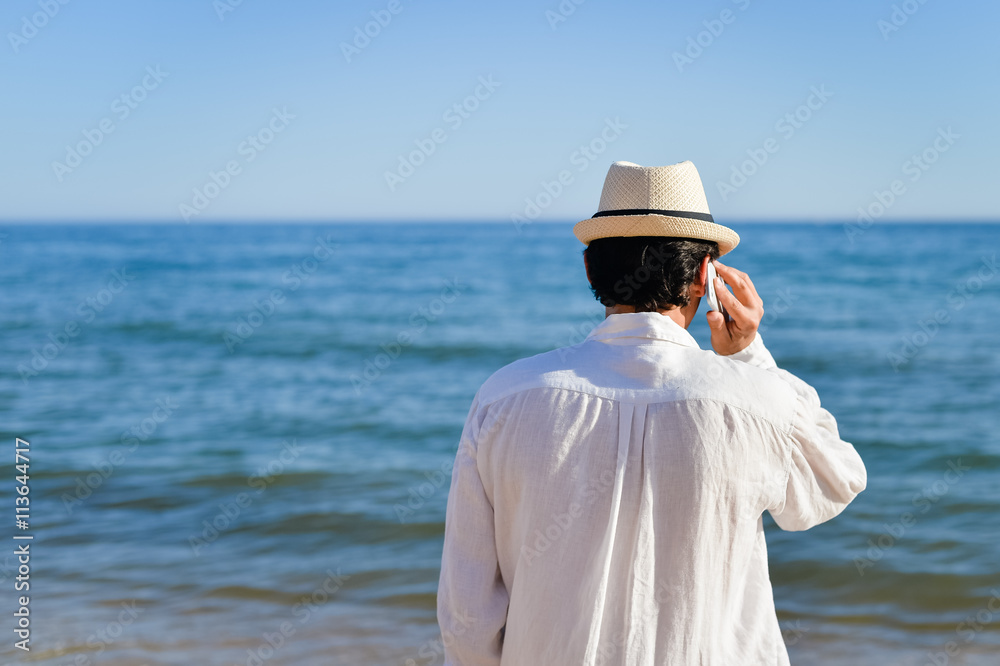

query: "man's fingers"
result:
(713, 261), (758, 303)
(713, 278), (747, 320)
(706, 310), (726, 333)
(707, 261), (763, 355)
(714, 261), (762, 309)
(714, 278), (764, 333)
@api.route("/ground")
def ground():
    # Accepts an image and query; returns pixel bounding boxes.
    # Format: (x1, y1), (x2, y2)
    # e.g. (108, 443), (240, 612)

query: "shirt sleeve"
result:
(728, 333), (868, 531)
(437, 393), (508, 665)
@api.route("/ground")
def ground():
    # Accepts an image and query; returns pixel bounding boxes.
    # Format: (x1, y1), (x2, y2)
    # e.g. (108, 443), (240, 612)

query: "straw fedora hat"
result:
(573, 160), (740, 256)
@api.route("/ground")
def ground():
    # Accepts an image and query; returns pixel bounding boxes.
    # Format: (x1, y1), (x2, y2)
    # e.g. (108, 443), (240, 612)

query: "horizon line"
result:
(2, 218), (999, 225)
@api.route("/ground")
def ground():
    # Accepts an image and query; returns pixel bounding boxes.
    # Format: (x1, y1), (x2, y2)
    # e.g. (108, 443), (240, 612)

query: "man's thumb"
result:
(706, 311), (725, 331)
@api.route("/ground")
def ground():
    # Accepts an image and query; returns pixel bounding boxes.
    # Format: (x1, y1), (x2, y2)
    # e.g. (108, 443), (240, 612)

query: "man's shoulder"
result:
(692, 351), (799, 429)
(476, 346), (579, 407)
(473, 340), (799, 432)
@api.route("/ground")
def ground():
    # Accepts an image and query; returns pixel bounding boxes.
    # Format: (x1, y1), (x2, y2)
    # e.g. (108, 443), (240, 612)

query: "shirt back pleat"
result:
(581, 400), (635, 665)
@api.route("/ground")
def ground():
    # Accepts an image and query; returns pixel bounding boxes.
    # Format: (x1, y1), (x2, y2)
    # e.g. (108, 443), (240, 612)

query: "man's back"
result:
(437, 312), (867, 665)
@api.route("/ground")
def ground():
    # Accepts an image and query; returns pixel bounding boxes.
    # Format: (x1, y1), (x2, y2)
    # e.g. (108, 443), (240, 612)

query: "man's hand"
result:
(706, 261), (765, 356)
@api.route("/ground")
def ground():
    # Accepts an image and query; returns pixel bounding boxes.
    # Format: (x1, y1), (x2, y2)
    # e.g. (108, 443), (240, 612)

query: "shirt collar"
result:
(584, 311), (700, 349)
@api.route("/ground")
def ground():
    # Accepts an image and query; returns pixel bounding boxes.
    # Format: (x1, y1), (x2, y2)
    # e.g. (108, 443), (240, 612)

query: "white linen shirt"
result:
(437, 311), (867, 665)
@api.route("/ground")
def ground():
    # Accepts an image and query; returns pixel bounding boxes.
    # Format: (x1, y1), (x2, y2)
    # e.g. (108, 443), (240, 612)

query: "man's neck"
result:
(605, 304), (690, 330)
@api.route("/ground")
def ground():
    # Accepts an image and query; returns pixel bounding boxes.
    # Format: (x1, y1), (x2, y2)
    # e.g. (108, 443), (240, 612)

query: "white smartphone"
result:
(705, 261), (728, 320)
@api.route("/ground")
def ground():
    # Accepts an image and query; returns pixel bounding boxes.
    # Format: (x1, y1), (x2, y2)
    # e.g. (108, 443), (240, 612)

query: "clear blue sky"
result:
(1, 0), (997, 222)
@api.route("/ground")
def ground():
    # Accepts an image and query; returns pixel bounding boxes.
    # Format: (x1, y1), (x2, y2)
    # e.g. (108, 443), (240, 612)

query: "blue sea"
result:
(1, 222), (998, 665)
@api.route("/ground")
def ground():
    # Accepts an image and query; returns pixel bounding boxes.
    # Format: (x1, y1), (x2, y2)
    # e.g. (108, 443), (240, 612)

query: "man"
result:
(437, 160), (867, 665)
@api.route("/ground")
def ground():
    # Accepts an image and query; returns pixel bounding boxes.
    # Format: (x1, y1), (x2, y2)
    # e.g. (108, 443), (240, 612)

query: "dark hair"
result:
(583, 236), (720, 311)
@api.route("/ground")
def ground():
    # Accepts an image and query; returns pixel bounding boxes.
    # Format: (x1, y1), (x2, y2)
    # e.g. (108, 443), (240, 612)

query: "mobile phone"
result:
(705, 261), (728, 320)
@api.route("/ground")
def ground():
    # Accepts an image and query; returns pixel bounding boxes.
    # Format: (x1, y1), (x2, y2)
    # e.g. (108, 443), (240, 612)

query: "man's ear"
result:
(583, 251), (592, 285)
(690, 254), (710, 298)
